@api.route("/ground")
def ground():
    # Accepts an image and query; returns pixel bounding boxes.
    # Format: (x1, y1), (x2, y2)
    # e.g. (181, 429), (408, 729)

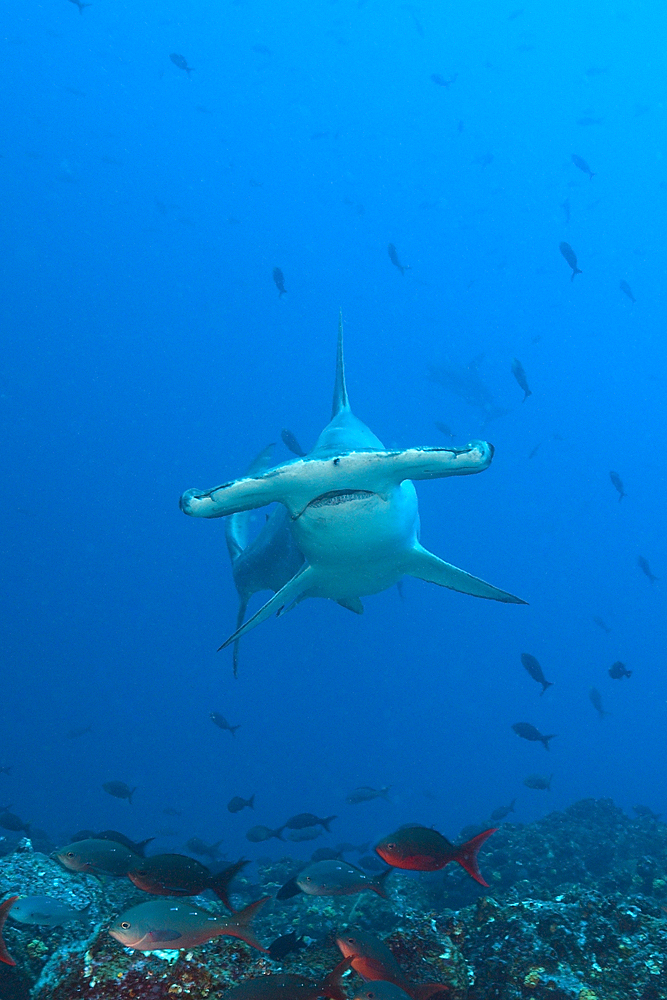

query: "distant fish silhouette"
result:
(592, 615), (611, 633)
(431, 73), (457, 88)
(609, 470), (626, 501)
(68, 0), (92, 12)
(281, 428), (306, 457)
(620, 280), (636, 304)
(511, 358), (531, 401)
(589, 686), (610, 720)
(273, 267), (286, 297)
(638, 556), (659, 583)
(387, 243), (410, 275)
(559, 242), (582, 281)
(572, 154), (595, 179)
(576, 117), (603, 126)
(170, 53), (194, 76)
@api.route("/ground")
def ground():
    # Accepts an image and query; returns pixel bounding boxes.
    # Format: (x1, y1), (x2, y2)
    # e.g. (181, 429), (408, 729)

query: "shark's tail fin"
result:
(331, 310), (349, 418)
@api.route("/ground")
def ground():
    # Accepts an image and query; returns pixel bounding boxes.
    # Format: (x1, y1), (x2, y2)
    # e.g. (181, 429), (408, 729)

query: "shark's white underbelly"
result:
(291, 480), (419, 598)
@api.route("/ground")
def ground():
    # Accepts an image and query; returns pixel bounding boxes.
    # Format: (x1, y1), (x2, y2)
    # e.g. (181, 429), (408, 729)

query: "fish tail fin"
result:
(523, 389), (532, 402)
(322, 815), (338, 832)
(331, 310), (350, 417)
(320, 957), (353, 1000)
(230, 724), (241, 736)
(381, 786), (392, 800)
(541, 734), (557, 750)
(135, 837), (156, 855)
(211, 858), (249, 910)
(129, 787), (137, 805)
(540, 681), (554, 695)
(223, 896), (270, 952)
(571, 268), (582, 281)
(248, 794), (255, 809)
(453, 828), (497, 886)
(626, 670), (633, 677)
(0, 896), (18, 966)
(274, 826), (285, 840)
(371, 869), (392, 898)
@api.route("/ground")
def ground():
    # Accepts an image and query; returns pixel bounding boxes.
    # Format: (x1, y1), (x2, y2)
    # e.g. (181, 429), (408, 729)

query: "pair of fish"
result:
(180, 316), (525, 671)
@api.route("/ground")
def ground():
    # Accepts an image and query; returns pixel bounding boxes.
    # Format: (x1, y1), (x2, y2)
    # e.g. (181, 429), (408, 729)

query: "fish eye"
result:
(120, 921), (131, 930)
(66, 852), (75, 858)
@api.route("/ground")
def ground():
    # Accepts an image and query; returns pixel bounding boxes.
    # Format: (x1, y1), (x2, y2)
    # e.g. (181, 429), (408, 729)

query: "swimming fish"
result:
(53, 838), (139, 877)
(246, 825), (284, 843)
(287, 827), (322, 842)
(185, 837), (223, 860)
(512, 722), (556, 750)
(273, 267), (287, 297)
(277, 860), (391, 899)
(520, 653), (553, 695)
(336, 929), (446, 999)
(434, 422), (455, 439)
(511, 358), (532, 401)
(228, 795), (255, 813)
(223, 959), (351, 1000)
(609, 471), (627, 501)
(430, 74), (457, 88)
(180, 318), (525, 654)
(559, 242), (582, 280)
(374, 825), (496, 886)
(109, 897), (269, 953)
(346, 786), (391, 805)
(0, 896), (18, 966)
(589, 687), (610, 720)
(71, 829), (154, 856)
(210, 712), (240, 735)
(102, 781), (136, 804)
(8, 895), (90, 928)
(387, 244), (410, 275)
(523, 773), (552, 790)
(0, 811), (29, 833)
(128, 856), (246, 909)
(490, 799), (516, 822)
(281, 429), (306, 457)
(267, 929), (307, 961)
(608, 661), (631, 679)
(68, 0), (92, 12)
(638, 556), (659, 583)
(428, 357), (510, 425)
(284, 813), (336, 831)
(593, 615), (611, 633)
(170, 53), (194, 76)
(571, 154), (595, 179)
(620, 280), (636, 304)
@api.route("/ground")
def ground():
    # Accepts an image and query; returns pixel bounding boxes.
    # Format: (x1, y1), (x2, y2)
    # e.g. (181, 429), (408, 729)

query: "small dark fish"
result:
(68, 0), (92, 12)
(576, 117), (603, 126)
(0, 896), (18, 966)
(210, 712), (240, 735)
(387, 244), (410, 275)
(128, 856), (247, 910)
(511, 358), (532, 401)
(474, 151), (494, 167)
(66, 725), (91, 739)
(346, 786), (391, 805)
(287, 826), (322, 842)
(523, 773), (552, 790)
(0, 811), (29, 833)
(620, 280), (636, 304)
(102, 781), (136, 804)
(430, 73), (457, 88)
(435, 421), (455, 439)
(225, 959), (350, 999)
(375, 825), (496, 886)
(185, 837), (223, 860)
(228, 795), (255, 814)
(593, 615), (611, 633)
(609, 471), (627, 501)
(273, 267), (286, 297)
(589, 687), (610, 720)
(572, 154), (595, 179)
(521, 653), (553, 695)
(0, 767), (11, 776)
(490, 799), (516, 822)
(170, 53), (194, 76)
(246, 825), (284, 843)
(559, 241), (582, 280)
(310, 847), (342, 862)
(281, 429), (306, 457)
(163, 807), (182, 817)
(8, 895), (90, 928)
(528, 442), (541, 460)
(633, 805), (661, 821)
(335, 841), (370, 855)
(109, 896), (269, 953)
(268, 929), (307, 962)
(609, 661), (632, 679)
(638, 556), (659, 583)
(284, 813), (336, 832)
(512, 722), (557, 750)
(561, 198), (571, 224)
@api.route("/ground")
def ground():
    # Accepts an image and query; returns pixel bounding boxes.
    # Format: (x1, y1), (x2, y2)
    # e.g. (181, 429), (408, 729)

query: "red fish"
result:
(374, 825), (496, 886)
(0, 895), (18, 965)
(336, 930), (445, 1000)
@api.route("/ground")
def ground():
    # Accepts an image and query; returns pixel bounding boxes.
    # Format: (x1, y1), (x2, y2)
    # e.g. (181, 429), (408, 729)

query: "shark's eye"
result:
(120, 921), (131, 930)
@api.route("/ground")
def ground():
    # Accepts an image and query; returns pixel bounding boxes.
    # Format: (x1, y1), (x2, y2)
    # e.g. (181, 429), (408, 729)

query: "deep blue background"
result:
(1, 0), (666, 863)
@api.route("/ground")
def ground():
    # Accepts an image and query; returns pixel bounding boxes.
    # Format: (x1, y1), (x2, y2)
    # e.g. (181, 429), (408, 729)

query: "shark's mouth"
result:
(306, 489), (375, 509)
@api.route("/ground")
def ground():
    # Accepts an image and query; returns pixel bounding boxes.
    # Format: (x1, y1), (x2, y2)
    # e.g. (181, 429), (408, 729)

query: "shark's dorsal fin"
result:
(331, 310), (349, 419)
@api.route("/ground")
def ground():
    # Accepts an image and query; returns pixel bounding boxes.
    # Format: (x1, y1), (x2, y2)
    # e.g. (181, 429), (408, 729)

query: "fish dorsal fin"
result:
(331, 310), (349, 418)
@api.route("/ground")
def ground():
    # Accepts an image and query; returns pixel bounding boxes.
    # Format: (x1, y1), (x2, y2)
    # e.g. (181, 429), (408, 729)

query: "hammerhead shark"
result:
(180, 316), (526, 653)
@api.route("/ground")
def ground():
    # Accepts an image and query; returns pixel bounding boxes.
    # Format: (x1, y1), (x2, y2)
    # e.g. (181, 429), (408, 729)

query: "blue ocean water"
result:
(1, 0), (666, 865)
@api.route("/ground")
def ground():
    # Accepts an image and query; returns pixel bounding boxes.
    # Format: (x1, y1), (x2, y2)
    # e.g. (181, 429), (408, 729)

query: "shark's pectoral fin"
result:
(231, 597), (249, 678)
(219, 566), (316, 651)
(336, 596), (364, 614)
(404, 543), (527, 604)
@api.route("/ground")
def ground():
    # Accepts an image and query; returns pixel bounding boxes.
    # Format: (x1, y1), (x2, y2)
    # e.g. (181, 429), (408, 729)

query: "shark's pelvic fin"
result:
(218, 565), (316, 650)
(332, 311), (349, 418)
(336, 596), (364, 614)
(404, 543), (527, 604)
